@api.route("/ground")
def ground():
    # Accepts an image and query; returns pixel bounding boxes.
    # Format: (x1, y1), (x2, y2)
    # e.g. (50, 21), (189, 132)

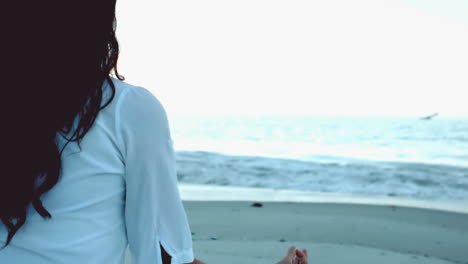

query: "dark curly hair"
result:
(1, 1), (124, 248)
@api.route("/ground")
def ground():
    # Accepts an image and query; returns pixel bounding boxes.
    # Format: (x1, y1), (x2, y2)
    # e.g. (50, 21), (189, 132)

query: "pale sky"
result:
(115, 0), (468, 117)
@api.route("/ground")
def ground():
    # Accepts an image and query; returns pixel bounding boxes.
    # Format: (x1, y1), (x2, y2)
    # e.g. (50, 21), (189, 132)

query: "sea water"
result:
(170, 116), (468, 200)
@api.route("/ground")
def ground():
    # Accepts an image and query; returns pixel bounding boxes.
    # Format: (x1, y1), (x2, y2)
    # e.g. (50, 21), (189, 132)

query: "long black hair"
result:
(1, 1), (124, 248)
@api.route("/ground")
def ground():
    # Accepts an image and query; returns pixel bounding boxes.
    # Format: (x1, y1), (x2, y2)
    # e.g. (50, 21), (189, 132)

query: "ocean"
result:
(169, 116), (468, 200)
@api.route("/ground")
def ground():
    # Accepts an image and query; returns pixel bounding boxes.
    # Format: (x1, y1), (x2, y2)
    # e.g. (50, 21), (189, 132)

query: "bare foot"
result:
(294, 247), (308, 264)
(276, 246), (309, 264)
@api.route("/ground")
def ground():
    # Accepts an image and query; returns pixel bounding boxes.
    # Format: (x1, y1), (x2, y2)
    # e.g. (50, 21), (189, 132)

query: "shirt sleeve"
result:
(117, 85), (194, 264)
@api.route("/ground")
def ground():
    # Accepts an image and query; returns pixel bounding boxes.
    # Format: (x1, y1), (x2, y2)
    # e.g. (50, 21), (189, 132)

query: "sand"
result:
(125, 184), (468, 264)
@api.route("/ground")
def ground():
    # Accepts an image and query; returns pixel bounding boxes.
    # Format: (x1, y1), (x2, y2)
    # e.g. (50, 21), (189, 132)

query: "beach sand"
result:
(125, 184), (468, 264)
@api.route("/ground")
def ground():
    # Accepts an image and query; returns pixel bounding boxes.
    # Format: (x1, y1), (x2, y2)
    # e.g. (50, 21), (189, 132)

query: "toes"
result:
(285, 246), (297, 261)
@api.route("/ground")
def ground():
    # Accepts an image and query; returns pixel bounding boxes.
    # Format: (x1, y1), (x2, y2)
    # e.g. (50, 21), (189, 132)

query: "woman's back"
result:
(0, 78), (194, 264)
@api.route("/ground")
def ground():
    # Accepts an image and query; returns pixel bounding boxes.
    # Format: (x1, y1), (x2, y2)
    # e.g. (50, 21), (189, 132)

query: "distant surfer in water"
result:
(421, 113), (438, 120)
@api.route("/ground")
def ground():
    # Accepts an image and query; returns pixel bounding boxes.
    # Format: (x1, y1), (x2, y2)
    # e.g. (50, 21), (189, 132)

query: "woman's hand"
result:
(185, 258), (205, 264)
(276, 246), (309, 264)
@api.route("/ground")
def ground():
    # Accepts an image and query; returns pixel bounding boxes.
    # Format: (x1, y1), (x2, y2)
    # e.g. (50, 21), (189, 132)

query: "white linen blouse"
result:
(0, 77), (194, 264)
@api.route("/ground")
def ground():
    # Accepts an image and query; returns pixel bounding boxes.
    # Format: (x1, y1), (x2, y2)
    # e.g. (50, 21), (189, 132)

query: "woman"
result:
(1, 1), (309, 264)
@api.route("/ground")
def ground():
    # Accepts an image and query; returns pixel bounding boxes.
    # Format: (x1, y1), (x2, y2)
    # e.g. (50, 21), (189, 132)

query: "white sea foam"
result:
(171, 116), (468, 200)
(175, 151), (468, 200)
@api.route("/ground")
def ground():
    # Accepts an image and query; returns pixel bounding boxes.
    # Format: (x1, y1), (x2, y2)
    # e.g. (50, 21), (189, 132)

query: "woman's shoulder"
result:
(100, 76), (158, 116)
(104, 76), (139, 100)
(105, 76), (162, 107)
(106, 76), (169, 129)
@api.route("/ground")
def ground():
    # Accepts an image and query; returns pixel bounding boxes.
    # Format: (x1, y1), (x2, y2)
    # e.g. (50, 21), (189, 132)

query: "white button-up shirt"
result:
(0, 77), (194, 264)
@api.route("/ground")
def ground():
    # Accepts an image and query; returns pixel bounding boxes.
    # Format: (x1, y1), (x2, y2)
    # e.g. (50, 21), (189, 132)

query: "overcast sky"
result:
(115, 0), (468, 117)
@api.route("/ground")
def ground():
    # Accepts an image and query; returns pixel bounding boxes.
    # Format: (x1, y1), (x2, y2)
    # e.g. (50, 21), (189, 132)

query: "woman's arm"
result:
(120, 85), (195, 263)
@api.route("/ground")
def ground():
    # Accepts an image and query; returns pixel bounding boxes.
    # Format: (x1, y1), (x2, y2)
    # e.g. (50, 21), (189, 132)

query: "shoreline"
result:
(179, 183), (468, 214)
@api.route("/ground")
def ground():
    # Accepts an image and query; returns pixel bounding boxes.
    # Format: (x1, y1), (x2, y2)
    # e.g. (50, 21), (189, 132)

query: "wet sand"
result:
(186, 201), (467, 264)
(125, 184), (468, 264)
